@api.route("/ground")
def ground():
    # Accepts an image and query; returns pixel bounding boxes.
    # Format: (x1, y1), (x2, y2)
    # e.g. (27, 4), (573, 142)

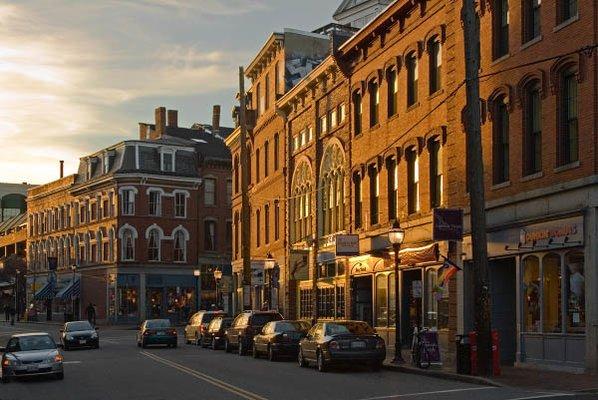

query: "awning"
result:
(34, 281), (55, 300)
(57, 279), (80, 301)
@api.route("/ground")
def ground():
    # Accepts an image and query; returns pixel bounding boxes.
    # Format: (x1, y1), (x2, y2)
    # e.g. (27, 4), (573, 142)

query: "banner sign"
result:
(335, 234), (359, 256)
(433, 208), (464, 241)
(399, 243), (439, 266)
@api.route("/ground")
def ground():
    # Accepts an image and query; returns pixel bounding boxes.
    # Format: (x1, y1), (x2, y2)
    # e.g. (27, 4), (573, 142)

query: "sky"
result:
(0, 0), (340, 184)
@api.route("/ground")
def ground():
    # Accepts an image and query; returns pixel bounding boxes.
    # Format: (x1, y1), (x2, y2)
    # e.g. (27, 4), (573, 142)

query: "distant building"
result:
(332, 0), (392, 29)
(0, 182), (35, 222)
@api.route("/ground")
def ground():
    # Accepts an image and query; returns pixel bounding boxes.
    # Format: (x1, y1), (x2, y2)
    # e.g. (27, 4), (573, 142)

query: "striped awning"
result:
(34, 281), (55, 300)
(57, 279), (80, 301)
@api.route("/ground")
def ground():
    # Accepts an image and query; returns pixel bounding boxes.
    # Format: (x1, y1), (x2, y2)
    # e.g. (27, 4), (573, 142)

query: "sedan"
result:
(298, 320), (386, 372)
(252, 320), (308, 361)
(201, 316), (233, 349)
(137, 319), (178, 348)
(1, 333), (64, 383)
(60, 320), (99, 350)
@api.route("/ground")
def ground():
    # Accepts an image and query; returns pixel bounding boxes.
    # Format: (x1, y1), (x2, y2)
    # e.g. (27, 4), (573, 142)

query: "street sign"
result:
(433, 208), (464, 241)
(335, 234), (359, 256)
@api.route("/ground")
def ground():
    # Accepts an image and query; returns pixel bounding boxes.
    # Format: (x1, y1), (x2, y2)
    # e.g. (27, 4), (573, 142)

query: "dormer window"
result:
(103, 151), (114, 174)
(160, 149), (175, 172)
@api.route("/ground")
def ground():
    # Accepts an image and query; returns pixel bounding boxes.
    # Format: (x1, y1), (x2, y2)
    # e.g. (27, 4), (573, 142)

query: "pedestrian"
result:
(86, 302), (96, 326)
(9, 306), (16, 326)
(3, 304), (9, 323)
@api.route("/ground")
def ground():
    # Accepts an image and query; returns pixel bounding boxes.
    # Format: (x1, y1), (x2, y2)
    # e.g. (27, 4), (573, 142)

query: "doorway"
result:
(490, 258), (517, 365)
(401, 269), (423, 345)
(352, 275), (373, 327)
(146, 288), (163, 319)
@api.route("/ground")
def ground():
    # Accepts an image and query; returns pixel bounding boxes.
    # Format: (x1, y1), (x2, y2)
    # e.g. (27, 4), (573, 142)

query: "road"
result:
(0, 322), (595, 400)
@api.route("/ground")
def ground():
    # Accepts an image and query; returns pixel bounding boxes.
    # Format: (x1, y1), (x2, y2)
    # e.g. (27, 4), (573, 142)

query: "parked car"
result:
(224, 311), (283, 356)
(184, 311), (227, 346)
(201, 316), (233, 349)
(1, 333), (64, 383)
(60, 320), (99, 350)
(252, 320), (308, 361)
(137, 319), (178, 348)
(298, 320), (386, 372)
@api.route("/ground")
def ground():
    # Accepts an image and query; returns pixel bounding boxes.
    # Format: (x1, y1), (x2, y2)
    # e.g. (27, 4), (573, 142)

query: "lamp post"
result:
(389, 220), (406, 364)
(70, 265), (77, 320)
(194, 269), (202, 311)
(15, 269), (21, 322)
(214, 268), (223, 310)
(264, 253), (276, 311)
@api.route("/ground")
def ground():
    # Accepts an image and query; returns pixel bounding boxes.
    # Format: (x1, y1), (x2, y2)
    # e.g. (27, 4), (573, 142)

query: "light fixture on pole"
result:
(388, 220), (405, 364)
(71, 265), (77, 321)
(194, 269), (201, 311)
(214, 268), (223, 309)
(15, 269), (21, 322)
(264, 253), (275, 310)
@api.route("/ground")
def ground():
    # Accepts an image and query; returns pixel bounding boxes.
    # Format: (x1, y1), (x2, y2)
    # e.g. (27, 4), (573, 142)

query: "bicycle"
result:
(410, 326), (431, 369)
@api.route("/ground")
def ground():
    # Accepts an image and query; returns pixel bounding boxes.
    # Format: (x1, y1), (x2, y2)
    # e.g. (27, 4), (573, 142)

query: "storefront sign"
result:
(336, 234), (359, 256)
(351, 261), (372, 275)
(433, 208), (463, 241)
(520, 218), (583, 246)
(399, 243), (439, 266)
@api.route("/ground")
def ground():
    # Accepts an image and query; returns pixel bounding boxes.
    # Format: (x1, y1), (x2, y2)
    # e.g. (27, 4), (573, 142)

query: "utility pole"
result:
(238, 66), (252, 311)
(461, 0), (492, 375)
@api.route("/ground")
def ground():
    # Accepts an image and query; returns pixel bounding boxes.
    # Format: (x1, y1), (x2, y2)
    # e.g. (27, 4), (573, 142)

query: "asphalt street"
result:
(0, 322), (596, 400)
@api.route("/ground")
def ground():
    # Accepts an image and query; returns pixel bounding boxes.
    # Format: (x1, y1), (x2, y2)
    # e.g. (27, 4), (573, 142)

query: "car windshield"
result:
(274, 322), (303, 332)
(251, 314), (281, 326)
(11, 336), (56, 352)
(337, 322), (375, 335)
(146, 320), (171, 329)
(202, 314), (220, 324)
(325, 324), (351, 336)
(66, 321), (93, 332)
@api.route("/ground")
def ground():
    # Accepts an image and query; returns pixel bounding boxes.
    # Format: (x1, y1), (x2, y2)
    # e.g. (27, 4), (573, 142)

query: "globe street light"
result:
(71, 265), (77, 320)
(214, 268), (223, 309)
(389, 220), (405, 364)
(194, 269), (201, 311)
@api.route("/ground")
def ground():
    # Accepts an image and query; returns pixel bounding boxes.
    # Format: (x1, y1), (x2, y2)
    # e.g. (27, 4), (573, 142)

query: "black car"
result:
(200, 316), (233, 349)
(184, 311), (227, 345)
(137, 319), (178, 348)
(224, 311), (283, 356)
(252, 320), (308, 361)
(60, 321), (99, 350)
(298, 320), (386, 372)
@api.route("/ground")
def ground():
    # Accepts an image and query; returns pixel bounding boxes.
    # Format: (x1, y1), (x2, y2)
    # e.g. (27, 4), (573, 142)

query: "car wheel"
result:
(141, 340), (147, 349)
(211, 338), (218, 350)
(195, 333), (201, 346)
(137, 340), (141, 348)
(268, 346), (277, 362)
(238, 339), (245, 356)
(225, 340), (231, 353)
(55, 372), (64, 380)
(1, 373), (9, 384)
(371, 361), (383, 372)
(317, 351), (327, 373)
(252, 344), (259, 358)
(298, 348), (308, 368)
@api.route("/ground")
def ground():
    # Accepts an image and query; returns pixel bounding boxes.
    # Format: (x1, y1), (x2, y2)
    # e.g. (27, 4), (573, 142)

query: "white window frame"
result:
(204, 178), (216, 206)
(148, 190), (162, 216)
(160, 149), (176, 172)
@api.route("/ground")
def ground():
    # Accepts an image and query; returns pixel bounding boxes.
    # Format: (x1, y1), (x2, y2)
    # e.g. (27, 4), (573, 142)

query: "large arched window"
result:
(320, 143), (346, 236)
(291, 161), (313, 243)
(173, 230), (186, 262)
(147, 229), (161, 261)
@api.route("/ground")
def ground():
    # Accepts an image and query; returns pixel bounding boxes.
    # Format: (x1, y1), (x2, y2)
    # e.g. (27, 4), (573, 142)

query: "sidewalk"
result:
(383, 350), (598, 393)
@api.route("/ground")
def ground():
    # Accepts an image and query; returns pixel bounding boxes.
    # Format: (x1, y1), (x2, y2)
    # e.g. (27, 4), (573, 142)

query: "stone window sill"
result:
(491, 180), (511, 190)
(521, 171), (543, 182)
(554, 160), (580, 173)
(520, 35), (543, 51)
(406, 102), (420, 112)
(554, 14), (579, 33)
(428, 88), (445, 100)
(492, 53), (511, 66)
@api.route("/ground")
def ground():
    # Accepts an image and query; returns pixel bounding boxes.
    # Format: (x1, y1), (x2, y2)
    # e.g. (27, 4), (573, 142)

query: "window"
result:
(274, 201), (280, 241)
(375, 274), (388, 327)
(558, 67), (578, 166)
(353, 92), (362, 135)
(225, 221), (232, 251)
(148, 191), (161, 216)
(264, 205), (270, 245)
(369, 80), (379, 127)
(319, 115), (328, 135)
(329, 109), (337, 129)
(354, 173), (362, 229)
(406, 52), (419, 106)
(256, 209), (261, 248)
(274, 133), (280, 171)
(264, 141), (269, 178)
(234, 212), (240, 258)
(234, 155), (240, 194)
(339, 103), (346, 123)
(299, 289), (313, 320)
(121, 190), (135, 215)
(565, 251), (585, 333)
(494, 0), (509, 59)
(560, 0), (577, 22)
(274, 62), (280, 95)
(204, 178), (216, 206)
(161, 151), (174, 172)
(147, 229), (160, 261)
(175, 192), (186, 217)
(387, 68), (398, 117)
(428, 38), (442, 94)
(102, 199), (109, 219)
(369, 165), (379, 226)
(523, 256), (540, 332)
(523, 82), (542, 175)
(226, 180), (232, 205)
(523, 0), (541, 43)
(103, 153), (110, 174)
(429, 139), (443, 208)
(204, 220), (216, 251)
(492, 96), (510, 184)
(265, 73), (270, 110)
(407, 148), (420, 214)
(255, 148), (260, 182)
(543, 253), (562, 333)
(247, 145), (252, 184)
(173, 231), (186, 262)
(256, 83), (263, 116)
(425, 268), (449, 329)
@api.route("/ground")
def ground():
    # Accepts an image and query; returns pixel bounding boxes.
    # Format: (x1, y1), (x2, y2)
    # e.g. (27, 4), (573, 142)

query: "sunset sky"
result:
(0, 0), (338, 184)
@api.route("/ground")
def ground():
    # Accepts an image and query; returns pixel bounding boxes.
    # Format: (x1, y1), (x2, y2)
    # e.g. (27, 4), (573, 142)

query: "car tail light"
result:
(54, 354), (63, 362)
(329, 341), (339, 350)
(168, 328), (177, 336)
(376, 338), (385, 349)
(1, 359), (10, 367)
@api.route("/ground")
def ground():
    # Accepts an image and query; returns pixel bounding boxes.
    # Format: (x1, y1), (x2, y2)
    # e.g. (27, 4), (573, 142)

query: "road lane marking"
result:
(141, 351), (268, 400)
(63, 361), (82, 364)
(357, 386), (497, 399)
(502, 394), (574, 400)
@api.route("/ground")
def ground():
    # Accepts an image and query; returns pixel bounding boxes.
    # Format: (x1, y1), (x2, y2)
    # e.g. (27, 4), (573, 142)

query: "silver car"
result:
(1, 333), (64, 383)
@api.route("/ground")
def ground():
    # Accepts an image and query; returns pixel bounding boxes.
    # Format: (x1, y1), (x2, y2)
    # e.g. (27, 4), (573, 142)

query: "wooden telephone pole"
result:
(461, 0), (492, 375)
(238, 66), (252, 310)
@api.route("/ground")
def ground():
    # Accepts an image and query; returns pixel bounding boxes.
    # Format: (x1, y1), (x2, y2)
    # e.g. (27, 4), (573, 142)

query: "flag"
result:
(437, 257), (461, 288)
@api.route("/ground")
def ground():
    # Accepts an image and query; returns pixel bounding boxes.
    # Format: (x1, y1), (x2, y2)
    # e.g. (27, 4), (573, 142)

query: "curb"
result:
(382, 363), (503, 387)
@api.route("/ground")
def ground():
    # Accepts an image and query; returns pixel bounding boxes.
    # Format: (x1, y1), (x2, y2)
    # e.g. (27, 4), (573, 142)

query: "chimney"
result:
(154, 106), (166, 139)
(167, 110), (178, 127)
(59, 160), (64, 178)
(139, 123), (148, 140)
(212, 105), (221, 134)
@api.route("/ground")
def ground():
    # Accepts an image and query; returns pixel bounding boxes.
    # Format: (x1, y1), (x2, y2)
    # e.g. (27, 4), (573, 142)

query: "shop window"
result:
(335, 286), (345, 319)
(317, 287), (336, 319)
(565, 251), (585, 333)
(388, 273), (396, 325)
(117, 287), (138, 318)
(299, 289), (313, 320)
(543, 253), (562, 333)
(523, 256), (541, 332)
(375, 274), (388, 327)
(425, 268), (449, 329)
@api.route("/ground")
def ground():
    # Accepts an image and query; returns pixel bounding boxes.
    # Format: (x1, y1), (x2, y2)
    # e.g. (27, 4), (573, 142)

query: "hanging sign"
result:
(336, 234), (359, 256)
(433, 208), (464, 241)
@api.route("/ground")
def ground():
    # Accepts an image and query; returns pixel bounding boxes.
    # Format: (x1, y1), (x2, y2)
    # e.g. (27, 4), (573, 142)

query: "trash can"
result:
(455, 334), (471, 374)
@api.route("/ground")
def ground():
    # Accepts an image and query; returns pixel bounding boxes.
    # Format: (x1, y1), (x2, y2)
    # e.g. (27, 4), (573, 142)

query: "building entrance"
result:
(351, 275), (373, 327)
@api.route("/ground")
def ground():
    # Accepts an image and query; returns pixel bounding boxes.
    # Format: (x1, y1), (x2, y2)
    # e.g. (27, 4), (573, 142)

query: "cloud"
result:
(118, 0), (268, 15)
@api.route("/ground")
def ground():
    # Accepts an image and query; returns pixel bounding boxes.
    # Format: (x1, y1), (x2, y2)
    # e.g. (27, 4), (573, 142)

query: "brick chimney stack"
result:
(59, 160), (64, 178)
(167, 110), (178, 127)
(154, 106), (166, 139)
(212, 105), (221, 134)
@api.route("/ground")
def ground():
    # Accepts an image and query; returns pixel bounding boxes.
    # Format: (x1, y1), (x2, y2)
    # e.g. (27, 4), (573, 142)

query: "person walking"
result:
(86, 302), (96, 326)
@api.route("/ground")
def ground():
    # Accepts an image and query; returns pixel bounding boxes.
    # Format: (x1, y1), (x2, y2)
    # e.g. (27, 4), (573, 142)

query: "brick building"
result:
(27, 107), (233, 324)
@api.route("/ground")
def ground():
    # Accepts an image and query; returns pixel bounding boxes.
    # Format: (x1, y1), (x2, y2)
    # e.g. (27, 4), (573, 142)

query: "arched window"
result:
(147, 229), (160, 261)
(523, 81), (542, 176)
(428, 37), (442, 94)
(492, 95), (510, 184)
(122, 230), (134, 261)
(558, 66), (578, 166)
(320, 143), (346, 236)
(173, 230), (186, 262)
(522, 256), (540, 332)
(368, 80), (379, 127)
(386, 67), (398, 118)
(406, 52), (418, 106)
(291, 161), (313, 243)
(353, 91), (363, 135)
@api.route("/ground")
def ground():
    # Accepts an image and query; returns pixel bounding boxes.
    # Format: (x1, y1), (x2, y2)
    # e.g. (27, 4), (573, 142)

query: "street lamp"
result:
(214, 268), (223, 309)
(70, 265), (77, 320)
(388, 220), (406, 364)
(15, 269), (21, 322)
(194, 269), (201, 311)
(264, 253), (276, 311)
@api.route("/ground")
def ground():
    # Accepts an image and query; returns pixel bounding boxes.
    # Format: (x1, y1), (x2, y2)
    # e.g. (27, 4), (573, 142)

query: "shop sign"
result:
(399, 243), (439, 266)
(336, 234), (359, 256)
(520, 217), (583, 246)
(422, 330), (442, 364)
(433, 208), (463, 241)
(351, 261), (372, 275)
